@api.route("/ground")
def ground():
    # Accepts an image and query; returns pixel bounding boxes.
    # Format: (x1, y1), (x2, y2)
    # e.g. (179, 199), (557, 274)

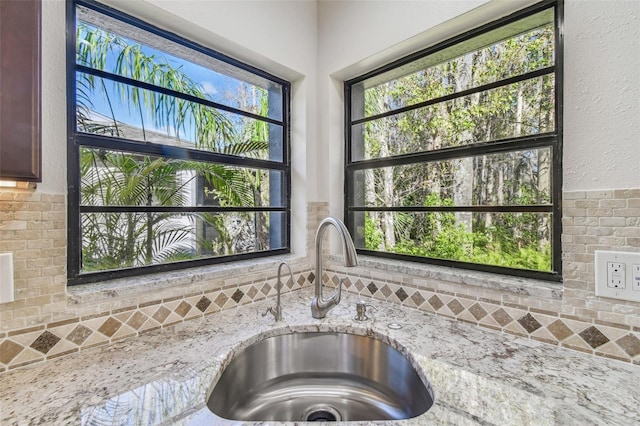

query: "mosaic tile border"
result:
(324, 271), (640, 365)
(0, 272), (314, 372)
(2, 268), (639, 373)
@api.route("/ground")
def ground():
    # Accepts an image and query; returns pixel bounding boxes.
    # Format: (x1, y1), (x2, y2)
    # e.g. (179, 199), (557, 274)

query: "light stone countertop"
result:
(1, 288), (639, 425)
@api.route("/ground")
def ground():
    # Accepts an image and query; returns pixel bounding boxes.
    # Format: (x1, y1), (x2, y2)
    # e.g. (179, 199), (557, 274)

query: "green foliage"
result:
(364, 213), (384, 250)
(76, 23), (272, 272)
(357, 18), (556, 273)
(364, 193), (551, 271)
(471, 242), (551, 271)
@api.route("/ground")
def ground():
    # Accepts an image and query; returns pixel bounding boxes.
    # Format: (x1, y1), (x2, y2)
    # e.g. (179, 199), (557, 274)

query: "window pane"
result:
(76, 73), (282, 161)
(350, 148), (551, 207)
(351, 75), (554, 161)
(350, 211), (551, 271)
(346, 3), (559, 278)
(81, 211), (286, 273)
(70, 2), (290, 283)
(79, 148), (284, 208)
(76, 6), (283, 121)
(351, 9), (554, 120)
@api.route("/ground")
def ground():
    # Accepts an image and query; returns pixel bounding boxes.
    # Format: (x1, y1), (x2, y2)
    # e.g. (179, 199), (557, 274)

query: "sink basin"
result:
(207, 332), (434, 422)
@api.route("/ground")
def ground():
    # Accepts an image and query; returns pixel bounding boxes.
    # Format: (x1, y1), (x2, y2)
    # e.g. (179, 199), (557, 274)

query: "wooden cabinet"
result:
(0, 0), (41, 182)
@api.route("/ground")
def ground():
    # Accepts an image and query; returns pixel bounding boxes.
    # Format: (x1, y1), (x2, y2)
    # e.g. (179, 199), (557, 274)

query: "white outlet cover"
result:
(632, 264), (640, 291)
(0, 252), (14, 304)
(595, 251), (640, 303)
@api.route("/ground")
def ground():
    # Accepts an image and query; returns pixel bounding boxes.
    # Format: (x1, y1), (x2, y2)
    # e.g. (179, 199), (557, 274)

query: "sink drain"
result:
(301, 405), (342, 422)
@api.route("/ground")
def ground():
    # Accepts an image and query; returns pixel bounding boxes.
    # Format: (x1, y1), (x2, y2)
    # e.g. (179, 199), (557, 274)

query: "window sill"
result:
(329, 254), (563, 301)
(67, 255), (308, 307)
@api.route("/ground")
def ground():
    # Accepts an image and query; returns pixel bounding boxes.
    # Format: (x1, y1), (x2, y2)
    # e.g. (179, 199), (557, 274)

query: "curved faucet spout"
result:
(311, 217), (358, 319)
(263, 260), (292, 322)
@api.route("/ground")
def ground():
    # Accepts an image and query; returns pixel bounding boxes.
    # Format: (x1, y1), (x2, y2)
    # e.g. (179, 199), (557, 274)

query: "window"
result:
(67, 0), (290, 284)
(345, 1), (562, 280)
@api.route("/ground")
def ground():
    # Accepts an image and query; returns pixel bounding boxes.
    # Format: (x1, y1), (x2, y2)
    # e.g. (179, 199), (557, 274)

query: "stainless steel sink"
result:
(207, 332), (434, 422)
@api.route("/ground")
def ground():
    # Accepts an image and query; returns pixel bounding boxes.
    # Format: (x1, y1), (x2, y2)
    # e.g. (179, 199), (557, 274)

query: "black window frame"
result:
(344, 0), (563, 282)
(67, 0), (291, 285)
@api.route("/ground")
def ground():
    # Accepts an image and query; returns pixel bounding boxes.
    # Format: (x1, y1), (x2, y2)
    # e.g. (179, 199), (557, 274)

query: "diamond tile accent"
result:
(380, 285), (393, 298)
(468, 303), (488, 321)
(447, 299), (465, 316)
(342, 277), (352, 289)
(410, 291), (426, 307)
(396, 288), (409, 302)
(518, 313), (542, 334)
(428, 295), (444, 311)
(3, 228), (637, 371)
(260, 283), (272, 295)
(98, 318), (122, 338)
(195, 296), (212, 312)
(615, 334), (640, 357)
(66, 325), (93, 345)
(247, 286), (259, 299)
(174, 301), (192, 318)
(30, 331), (61, 354)
(547, 319), (573, 341)
(492, 308), (513, 327)
(214, 293), (228, 307)
(285, 277), (294, 289)
(0, 340), (24, 364)
(126, 312), (148, 330)
(152, 306), (171, 323)
(231, 289), (244, 303)
(579, 326), (610, 349)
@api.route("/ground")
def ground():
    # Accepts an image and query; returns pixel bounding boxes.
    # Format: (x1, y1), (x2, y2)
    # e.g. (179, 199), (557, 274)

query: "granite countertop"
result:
(1, 288), (639, 425)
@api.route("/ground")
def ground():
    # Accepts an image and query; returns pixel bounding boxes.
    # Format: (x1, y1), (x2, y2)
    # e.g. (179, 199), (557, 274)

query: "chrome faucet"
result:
(263, 260), (292, 321)
(311, 217), (358, 319)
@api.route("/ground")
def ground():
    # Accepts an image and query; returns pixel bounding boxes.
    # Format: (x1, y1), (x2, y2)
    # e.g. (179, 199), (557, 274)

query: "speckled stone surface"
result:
(1, 288), (638, 425)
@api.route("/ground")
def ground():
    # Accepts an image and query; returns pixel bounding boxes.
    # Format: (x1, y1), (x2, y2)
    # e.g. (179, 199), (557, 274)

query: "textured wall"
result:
(325, 189), (640, 364)
(0, 192), (66, 331)
(563, 0), (640, 190)
(0, 194), (319, 372)
(1, 191), (640, 371)
(562, 189), (640, 326)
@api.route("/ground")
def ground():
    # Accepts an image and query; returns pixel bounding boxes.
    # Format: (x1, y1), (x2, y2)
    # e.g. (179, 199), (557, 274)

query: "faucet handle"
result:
(262, 307), (274, 317)
(262, 305), (283, 321)
(331, 277), (345, 304)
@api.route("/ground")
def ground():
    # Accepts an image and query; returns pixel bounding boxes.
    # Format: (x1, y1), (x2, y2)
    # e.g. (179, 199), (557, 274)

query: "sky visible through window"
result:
(77, 20), (262, 145)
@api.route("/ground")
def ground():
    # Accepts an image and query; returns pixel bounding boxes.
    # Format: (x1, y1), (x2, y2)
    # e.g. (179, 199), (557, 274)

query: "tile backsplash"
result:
(1, 190), (639, 371)
(0, 270), (315, 370)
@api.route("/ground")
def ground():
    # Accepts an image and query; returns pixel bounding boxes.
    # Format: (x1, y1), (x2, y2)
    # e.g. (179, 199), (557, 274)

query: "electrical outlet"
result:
(607, 262), (626, 288)
(633, 264), (640, 291)
(595, 251), (640, 302)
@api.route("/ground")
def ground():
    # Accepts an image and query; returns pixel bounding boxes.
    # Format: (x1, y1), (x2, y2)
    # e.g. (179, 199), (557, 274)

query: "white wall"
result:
(563, 0), (640, 191)
(39, 0), (67, 194)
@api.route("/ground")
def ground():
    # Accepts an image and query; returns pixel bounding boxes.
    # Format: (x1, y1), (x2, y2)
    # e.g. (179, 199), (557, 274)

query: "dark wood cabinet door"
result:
(0, 0), (41, 182)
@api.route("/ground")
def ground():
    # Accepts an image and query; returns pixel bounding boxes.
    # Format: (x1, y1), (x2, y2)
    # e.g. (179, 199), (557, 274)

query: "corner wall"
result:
(0, 0), (320, 371)
(1, 0), (639, 372)
(0, 193), (319, 372)
(317, 0), (640, 363)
